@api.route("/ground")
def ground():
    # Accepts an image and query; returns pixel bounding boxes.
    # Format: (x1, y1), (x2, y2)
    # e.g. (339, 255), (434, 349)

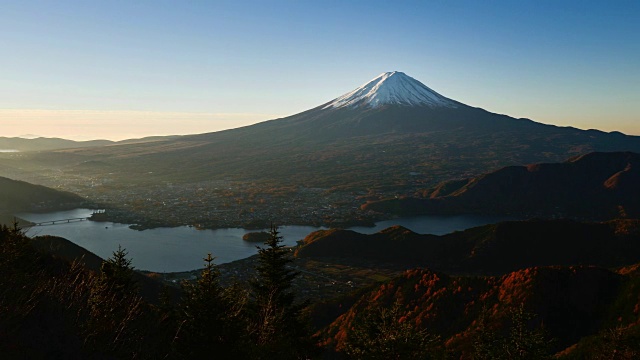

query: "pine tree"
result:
(99, 245), (138, 294)
(249, 224), (315, 359)
(86, 245), (146, 357)
(0, 221), (32, 270)
(252, 225), (297, 312)
(177, 253), (247, 358)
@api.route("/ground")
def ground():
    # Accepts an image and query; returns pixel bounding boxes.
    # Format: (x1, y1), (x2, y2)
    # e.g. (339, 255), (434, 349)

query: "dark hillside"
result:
(0, 226), (176, 359)
(0, 176), (84, 213)
(296, 219), (640, 275)
(364, 152), (640, 220)
(30, 235), (171, 302)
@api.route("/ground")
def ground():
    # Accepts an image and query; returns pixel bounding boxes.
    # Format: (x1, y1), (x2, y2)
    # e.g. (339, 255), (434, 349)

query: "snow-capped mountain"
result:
(323, 71), (458, 109)
(26, 70), (640, 196)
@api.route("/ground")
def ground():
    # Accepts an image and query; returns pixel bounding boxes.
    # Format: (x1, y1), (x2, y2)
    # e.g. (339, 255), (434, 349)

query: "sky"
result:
(1, 0), (638, 140)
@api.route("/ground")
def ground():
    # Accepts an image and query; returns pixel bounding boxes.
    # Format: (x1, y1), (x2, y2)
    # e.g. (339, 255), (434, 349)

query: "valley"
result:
(2, 72), (639, 230)
(10, 215), (640, 358)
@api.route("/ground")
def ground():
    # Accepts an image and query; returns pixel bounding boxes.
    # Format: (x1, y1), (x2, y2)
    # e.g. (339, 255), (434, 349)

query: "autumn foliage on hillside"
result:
(321, 265), (640, 358)
(4, 219), (640, 358)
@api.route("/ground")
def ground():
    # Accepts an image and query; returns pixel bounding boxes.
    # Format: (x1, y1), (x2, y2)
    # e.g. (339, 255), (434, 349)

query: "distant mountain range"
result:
(0, 135), (178, 152)
(364, 151), (640, 220)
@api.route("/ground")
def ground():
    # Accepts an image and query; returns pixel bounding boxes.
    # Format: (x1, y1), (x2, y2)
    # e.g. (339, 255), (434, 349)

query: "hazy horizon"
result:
(0, 109), (278, 141)
(2, 1), (638, 140)
(2, 104), (639, 142)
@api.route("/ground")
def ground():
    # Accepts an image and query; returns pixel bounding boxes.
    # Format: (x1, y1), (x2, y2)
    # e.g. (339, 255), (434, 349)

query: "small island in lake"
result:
(242, 231), (270, 242)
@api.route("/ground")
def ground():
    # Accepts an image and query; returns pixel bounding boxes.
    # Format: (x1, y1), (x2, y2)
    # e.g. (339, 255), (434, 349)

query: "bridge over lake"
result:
(32, 217), (91, 226)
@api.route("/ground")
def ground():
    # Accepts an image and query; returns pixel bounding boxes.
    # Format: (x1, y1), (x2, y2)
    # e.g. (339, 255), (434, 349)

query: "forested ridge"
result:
(2, 221), (640, 359)
(0, 224), (314, 359)
(0, 176), (84, 213)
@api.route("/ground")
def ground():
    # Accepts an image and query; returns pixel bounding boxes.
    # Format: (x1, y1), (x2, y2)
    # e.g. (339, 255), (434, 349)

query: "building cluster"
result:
(80, 179), (380, 230)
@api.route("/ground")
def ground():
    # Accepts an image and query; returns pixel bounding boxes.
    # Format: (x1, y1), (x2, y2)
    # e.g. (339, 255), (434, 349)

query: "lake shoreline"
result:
(88, 208), (381, 231)
(18, 208), (514, 273)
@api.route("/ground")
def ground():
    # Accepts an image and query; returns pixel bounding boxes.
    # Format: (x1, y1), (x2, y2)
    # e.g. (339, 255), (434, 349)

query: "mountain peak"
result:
(323, 71), (458, 109)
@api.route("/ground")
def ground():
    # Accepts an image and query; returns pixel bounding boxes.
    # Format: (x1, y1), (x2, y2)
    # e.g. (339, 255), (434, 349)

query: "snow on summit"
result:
(324, 71), (458, 109)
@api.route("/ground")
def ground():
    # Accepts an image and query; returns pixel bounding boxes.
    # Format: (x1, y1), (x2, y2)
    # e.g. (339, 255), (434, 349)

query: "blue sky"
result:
(1, 0), (638, 140)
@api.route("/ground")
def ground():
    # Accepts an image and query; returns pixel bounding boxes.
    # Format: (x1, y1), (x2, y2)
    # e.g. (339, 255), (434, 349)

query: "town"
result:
(84, 179), (385, 230)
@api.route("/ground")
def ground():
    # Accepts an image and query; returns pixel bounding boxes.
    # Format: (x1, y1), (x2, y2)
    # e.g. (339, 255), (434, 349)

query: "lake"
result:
(18, 209), (510, 272)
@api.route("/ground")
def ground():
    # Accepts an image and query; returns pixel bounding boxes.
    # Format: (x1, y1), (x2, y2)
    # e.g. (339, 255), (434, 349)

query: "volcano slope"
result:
(4, 72), (640, 193)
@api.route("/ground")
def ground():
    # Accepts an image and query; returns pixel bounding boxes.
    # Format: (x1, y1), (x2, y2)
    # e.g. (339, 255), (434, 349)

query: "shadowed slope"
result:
(364, 152), (640, 219)
(0, 176), (84, 213)
(295, 219), (640, 274)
